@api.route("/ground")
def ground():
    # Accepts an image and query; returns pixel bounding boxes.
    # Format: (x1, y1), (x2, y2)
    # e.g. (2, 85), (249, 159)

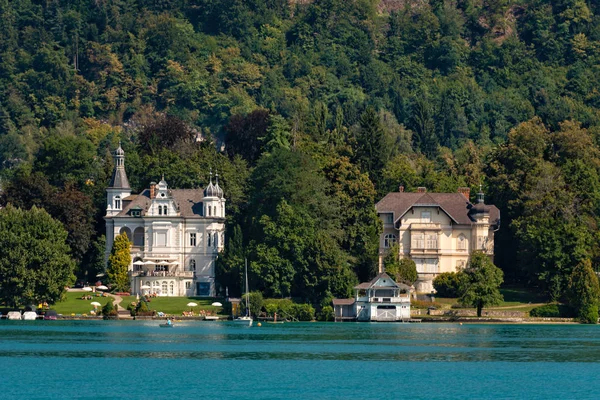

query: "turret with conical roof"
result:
(106, 143), (132, 217)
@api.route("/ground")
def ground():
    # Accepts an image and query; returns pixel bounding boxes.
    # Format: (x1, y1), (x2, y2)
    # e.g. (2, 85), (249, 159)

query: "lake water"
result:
(1, 321), (600, 399)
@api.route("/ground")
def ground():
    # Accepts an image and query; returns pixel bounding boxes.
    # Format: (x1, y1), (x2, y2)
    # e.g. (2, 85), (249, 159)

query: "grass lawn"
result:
(139, 297), (226, 315)
(52, 292), (227, 316)
(52, 292), (118, 315)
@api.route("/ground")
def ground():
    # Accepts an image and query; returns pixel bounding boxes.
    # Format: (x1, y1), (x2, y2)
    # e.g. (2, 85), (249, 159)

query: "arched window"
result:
(189, 259), (196, 271)
(458, 234), (466, 250)
(158, 205), (162, 215)
(207, 232), (212, 247)
(384, 233), (397, 248)
(162, 205), (168, 215)
(208, 206), (211, 217)
(114, 196), (121, 210)
(214, 232), (218, 248)
(145, 281), (150, 288)
(119, 227), (132, 241)
(133, 227), (144, 247)
(162, 281), (168, 294)
(213, 206), (217, 217)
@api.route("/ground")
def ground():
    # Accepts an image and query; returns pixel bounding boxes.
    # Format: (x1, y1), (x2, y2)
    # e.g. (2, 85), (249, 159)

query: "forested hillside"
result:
(2, 0), (600, 305)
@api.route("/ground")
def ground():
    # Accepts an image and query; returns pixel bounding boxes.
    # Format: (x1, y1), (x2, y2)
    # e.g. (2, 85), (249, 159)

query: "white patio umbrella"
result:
(170, 261), (179, 265)
(90, 301), (101, 307)
(97, 285), (108, 291)
(140, 285), (151, 290)
(133, 260), (145, 266)
(143, 261), (155, 265)
(82, 287), (93, 292)
(211, 302), (222, 307)
(158, 260), (170, 265)
(186, 302), (198, 307)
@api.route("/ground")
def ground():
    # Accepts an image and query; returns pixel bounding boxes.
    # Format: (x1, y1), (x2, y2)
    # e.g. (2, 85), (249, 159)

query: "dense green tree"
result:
(567, 259), (600, 324)
(107, 232), (131, 292)
(0, 205), (75, 307)
(382, 244), (418, 285)
(458, 251), (504, 317)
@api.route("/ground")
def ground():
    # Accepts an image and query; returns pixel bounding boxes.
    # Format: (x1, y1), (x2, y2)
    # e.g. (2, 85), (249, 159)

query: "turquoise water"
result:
(1, 321), (600, 399)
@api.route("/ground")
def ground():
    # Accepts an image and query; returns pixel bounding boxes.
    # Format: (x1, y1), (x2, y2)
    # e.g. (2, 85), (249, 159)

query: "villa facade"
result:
(376, 187), (500, 293)
(104, 145), (225, 297)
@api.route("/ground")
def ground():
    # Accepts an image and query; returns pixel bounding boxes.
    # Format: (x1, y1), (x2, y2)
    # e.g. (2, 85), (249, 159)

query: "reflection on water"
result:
(1, 322), (600, 399)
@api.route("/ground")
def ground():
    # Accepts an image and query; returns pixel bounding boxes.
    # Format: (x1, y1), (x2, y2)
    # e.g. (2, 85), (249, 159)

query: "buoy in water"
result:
(257, 322), (262, 327)
(459, 322), (463, 325)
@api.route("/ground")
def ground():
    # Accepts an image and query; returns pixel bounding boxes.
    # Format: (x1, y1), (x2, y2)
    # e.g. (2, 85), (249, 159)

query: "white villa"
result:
(333, 273), (411, 322)
(376, 186), (500, 293)
(104, 144), (225, 297)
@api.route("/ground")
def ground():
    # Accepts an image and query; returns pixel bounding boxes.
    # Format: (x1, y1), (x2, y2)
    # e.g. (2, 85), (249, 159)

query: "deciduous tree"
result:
(0, 205), (75, 307)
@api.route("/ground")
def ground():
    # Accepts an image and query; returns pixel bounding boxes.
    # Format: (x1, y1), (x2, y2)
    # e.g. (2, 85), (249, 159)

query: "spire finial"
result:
(215, 170), (219, 184)
(477, 183), (484, 204)
(209, 168), (213, 184)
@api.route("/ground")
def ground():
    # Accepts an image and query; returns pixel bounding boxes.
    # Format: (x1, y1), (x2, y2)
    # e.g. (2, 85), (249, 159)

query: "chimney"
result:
(457, 187), (471, 200)
(399, 185), (404, 193)
(417, 187), (426, 193)
(150, 182), (156, 198)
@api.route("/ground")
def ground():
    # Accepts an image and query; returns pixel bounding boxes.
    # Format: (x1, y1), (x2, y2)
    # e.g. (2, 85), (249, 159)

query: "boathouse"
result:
(333, 273), (411, 322)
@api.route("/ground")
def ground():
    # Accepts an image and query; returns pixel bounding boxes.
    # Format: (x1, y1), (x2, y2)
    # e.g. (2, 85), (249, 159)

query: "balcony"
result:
(409, 223), (441, 231)
(130, 270), (194, 278)
(356, 295), (410, 303)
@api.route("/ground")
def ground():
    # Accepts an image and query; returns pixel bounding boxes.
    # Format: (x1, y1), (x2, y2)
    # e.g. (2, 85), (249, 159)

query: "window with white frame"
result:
(383, 214), (393, 224)
(384, 233), (397, 248)
(457, 234), (466, 250)
(426, 233), (437, 249)
(158, 205), (162, 215)
(415, 258), (439, 273)
(169, 282), (174, 295)
(114, 196), (121, 209)
(478, 236), (488, 250)
(190, 233), (196, 246)
(189, 259), (196, 271)
(185, 281), (191, 289)
(207, 232), (212, 247)
(412, 233), (424, 249)
(421, 211), (431, 223)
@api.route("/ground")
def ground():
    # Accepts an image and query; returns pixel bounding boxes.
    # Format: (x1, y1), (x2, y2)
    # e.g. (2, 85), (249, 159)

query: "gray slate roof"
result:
(113, 188), (206, 218)
(376, 192), (500, 226)
(109, 167), (130, 189)
(354, 272), (410, 290)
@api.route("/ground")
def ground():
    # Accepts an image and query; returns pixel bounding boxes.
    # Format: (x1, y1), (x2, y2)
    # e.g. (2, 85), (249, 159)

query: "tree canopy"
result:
(0, 205), (75, 306)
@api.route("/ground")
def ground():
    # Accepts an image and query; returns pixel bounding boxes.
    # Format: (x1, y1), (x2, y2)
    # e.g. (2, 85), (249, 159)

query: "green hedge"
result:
(529, 304), (575, 318)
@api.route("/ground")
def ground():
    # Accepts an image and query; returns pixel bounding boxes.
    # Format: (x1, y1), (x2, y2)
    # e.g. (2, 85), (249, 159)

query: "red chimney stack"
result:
(457, 187), (471, 199)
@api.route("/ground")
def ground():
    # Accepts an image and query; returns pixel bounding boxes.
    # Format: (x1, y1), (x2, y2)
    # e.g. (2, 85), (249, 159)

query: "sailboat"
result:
(234, 259), (253, 326)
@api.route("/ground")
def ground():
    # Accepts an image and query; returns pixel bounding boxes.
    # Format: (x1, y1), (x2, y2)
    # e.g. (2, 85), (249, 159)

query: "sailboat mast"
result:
(245, 258), (249, 316)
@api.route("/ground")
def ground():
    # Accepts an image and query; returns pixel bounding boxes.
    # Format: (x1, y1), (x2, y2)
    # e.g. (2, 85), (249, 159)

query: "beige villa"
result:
(376, 186), (500, 293)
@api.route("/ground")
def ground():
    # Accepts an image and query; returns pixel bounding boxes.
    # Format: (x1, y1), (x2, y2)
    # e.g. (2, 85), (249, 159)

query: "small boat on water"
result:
(159, 323), (174, 328)
(233, 259), (253, 327)
(204, 316), (219, 321)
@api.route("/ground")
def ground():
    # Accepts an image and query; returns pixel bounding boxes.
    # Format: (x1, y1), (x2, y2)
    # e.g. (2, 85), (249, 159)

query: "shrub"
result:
(529, 304), (575, 318)
(433, 272), (461, 298)
(318, 305), (334, 321)
(291, 304), (315, 321)
(102, 301), (118, 319)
